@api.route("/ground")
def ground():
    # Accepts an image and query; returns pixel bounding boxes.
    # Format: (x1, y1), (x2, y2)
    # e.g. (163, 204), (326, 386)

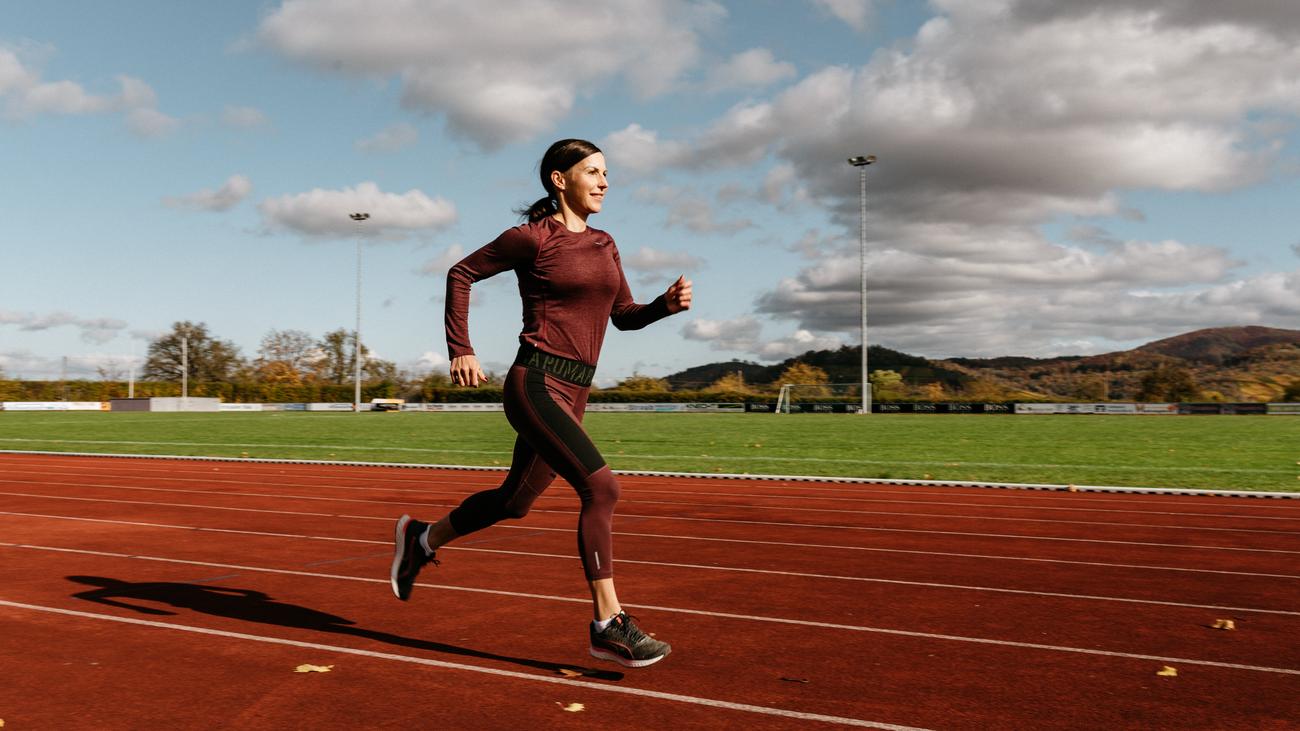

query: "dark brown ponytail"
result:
(515, 138), (602, 222)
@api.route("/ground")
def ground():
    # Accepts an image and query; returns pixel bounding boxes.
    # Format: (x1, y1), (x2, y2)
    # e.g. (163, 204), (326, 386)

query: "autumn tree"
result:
(1136, 363), (1200, 402)
(313, 328), (397, 385)
(615, 374), (671, 391)
(143, 321), (244, 382)
(775, 361), (831, 397)
(870, 369), (904, 401)
(708, 371), (752, 394)
(255, 329), (320, 384)
(1282, 380), (1300, 401)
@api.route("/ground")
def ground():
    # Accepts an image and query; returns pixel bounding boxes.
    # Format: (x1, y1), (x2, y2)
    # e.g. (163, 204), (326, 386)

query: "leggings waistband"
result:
(514, 343), (596, 387)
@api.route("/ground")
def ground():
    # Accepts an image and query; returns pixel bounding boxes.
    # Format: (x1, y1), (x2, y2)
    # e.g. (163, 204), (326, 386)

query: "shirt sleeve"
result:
(445, 225), (539, 359)
(608, 244), (672, 331)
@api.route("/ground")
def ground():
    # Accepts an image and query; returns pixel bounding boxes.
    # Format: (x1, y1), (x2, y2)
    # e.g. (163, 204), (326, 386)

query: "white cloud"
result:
(756, 330), (845, 360)
(620, 5), (1300, 355)
(164, 175), (253, 212)
(0, 51), (177, 137)
(357, 122), (418, 153)
(417, 244), (466, 276)
(257, 0), (725, 149)
(601, 123), (692, 175)
(810, 0), (875, 32)
(0, 310), (127, 344)
(620, 246), (704, 273)
(633, 185), (752, 234)
(681, 315), (844, 360)
(410, 350), (449, 372)
(222, 105), (268, 128)
(259, 181), (457, 239)
(125, 106), (179, 138)
(705, 48), (796, 92)
(682, 315), (762, 352)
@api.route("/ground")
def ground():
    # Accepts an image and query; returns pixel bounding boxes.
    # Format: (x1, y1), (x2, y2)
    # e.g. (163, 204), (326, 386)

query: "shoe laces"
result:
(616, 612), (648, 644)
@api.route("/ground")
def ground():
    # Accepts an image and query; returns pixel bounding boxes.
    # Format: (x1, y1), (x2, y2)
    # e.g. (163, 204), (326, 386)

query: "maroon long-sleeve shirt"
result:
(446, 216), (670, 367)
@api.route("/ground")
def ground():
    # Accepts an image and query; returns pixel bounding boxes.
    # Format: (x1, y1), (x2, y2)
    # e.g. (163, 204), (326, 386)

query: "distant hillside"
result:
(664, 326), (1300, 402)
(664, 345), (972, 390)
(1135, 326), (1300, 364)
(938, 326), (1300, 402)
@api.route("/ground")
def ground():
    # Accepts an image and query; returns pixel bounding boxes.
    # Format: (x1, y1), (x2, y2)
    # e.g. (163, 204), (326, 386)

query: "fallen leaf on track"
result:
(1211, 619), (1236, 630)
(556, 702), (585, 712)
(1156, 666), (1178, 677)
(557, 668), (600, 678)
(294, 664), (334, 673)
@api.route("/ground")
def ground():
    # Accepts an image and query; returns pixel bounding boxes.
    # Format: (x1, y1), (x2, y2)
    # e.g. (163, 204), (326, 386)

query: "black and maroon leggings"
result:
(447, 357), (619, 580)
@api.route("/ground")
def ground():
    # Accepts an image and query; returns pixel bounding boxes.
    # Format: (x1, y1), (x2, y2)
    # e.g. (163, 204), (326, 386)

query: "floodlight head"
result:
(350, 212), (371, 221)
(847, 155), (877, 166)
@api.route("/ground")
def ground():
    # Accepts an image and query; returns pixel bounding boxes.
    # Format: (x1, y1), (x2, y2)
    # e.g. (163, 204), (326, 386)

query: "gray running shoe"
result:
(390, 514), (436, 601)
(589, 612), (671, 668)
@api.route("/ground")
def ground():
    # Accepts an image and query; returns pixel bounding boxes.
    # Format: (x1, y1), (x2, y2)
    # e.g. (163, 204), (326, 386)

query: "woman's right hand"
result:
(450, 354), (488, 387)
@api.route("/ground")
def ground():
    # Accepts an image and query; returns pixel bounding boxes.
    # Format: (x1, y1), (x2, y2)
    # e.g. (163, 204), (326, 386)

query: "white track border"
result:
(2, 449), (1295, 499)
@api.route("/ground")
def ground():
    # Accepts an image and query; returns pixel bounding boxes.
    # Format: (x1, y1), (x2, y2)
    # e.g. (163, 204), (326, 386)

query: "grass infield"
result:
(0, 411), (1297, 492)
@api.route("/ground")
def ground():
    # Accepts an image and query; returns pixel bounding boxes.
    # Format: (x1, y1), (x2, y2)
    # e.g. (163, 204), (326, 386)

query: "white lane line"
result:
(6, 450), (1297, 500)
(6, 486), (1294, 580)
(3, 544), (1298, 678)
(0, 437), (510, 456)
(1, 513), (1294, 616)
(6, 477), (1295, 537)
(9, 465), (1297, 522)
(3, 436), (1294, 476)
(0, 598), (925, 730)
(4, 486), (1296, 557)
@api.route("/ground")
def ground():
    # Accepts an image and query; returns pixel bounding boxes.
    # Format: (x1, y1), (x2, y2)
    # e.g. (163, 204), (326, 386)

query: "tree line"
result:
(5, 322), (1298, 404)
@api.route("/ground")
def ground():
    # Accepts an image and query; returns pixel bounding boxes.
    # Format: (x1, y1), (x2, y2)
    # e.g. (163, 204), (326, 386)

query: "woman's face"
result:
(552, 152), (608, 217)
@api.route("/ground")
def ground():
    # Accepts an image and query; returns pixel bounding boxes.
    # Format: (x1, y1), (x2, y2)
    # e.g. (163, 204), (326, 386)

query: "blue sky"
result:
(4, 0), (1299, 385)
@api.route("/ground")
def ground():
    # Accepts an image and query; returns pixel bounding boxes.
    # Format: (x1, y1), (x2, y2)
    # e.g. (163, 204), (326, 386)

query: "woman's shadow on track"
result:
(66, 575), (622, 681)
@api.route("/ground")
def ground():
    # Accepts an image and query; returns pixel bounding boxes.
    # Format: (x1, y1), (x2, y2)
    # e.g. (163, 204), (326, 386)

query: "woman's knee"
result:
(582, 466), (621, 510)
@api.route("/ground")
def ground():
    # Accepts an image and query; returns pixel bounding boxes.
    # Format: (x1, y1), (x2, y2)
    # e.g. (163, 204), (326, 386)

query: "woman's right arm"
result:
(444, 225), (539, 386)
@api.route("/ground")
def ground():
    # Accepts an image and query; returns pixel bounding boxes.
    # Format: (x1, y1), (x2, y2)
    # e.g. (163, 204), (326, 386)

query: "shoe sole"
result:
(390, 514), (411, 600)
(589, 645), (670, 668)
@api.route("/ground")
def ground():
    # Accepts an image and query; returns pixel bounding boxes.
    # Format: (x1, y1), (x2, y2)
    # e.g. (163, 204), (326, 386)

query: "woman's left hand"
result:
(664, 275), (692, 314)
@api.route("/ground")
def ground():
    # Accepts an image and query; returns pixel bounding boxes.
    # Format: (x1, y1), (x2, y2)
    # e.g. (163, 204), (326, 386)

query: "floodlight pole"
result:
(847, 155), (877, 415)
(181, 335), (188, 409)
(350, 212), (370, 413)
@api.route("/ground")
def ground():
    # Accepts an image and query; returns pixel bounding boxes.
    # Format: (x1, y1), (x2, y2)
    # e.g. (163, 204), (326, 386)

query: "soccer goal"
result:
(774, 383), (867, 414)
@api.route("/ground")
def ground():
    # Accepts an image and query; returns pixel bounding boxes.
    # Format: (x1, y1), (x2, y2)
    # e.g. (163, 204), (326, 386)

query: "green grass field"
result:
(2, 411), (1297, 492)
(5, 411), (1294, 489)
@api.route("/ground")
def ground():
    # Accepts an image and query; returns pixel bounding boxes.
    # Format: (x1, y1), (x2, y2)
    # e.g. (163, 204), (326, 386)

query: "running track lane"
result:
(0, 453), (1297, 730)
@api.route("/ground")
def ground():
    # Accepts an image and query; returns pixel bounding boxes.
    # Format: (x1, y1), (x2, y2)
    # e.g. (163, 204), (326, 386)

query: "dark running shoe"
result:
(390, 514), (436, 601)
(589, 612), (671, 668)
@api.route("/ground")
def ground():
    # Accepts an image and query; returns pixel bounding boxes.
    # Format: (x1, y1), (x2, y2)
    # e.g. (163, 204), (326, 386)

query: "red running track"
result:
(0, 452), (1297, 730)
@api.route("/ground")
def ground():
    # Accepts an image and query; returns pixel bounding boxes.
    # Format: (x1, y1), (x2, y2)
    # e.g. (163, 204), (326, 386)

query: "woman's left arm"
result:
(609, 247), (691, 330)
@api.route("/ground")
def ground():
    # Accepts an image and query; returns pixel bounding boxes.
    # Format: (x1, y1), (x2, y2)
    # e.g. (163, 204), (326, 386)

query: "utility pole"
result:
(847, 154), (877, 415)
(181, 335), (189, 409)
(350, 212), (370, 413)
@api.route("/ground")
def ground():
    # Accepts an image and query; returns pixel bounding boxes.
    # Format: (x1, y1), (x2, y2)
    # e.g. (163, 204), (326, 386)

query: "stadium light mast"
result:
(350, 212), (370, 413)
(181, 336), (188, 410)
(847, 155), (877, 415)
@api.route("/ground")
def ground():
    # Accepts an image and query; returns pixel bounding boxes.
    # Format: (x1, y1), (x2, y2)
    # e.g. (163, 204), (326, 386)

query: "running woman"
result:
(391, 138), (692, 668)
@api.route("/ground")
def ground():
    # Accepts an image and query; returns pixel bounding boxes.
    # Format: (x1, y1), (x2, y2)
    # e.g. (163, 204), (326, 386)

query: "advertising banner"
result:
(306, 403), (355, 411)
(1267, 403), (1300, 415)
(1135, 403), (1178, 414)
(1014, 403), (1058, 414)
(422, 403), (505, 412)
(586, 402), (744, 412)
(218, 403), (264, 412)
(2, 401), (107, 411)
